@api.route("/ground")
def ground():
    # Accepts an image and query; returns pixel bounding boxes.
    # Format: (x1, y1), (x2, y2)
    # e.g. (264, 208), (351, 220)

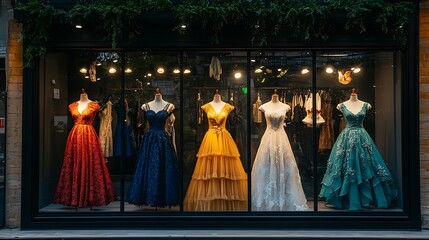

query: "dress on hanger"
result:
(99, 101), (113, 157)
(252, 103), (308, 211)
(184, 103), (248, 211)
(54, 101), (115, 207)
(113, 100), (137, 157)
(319, 103), (397, 210)
(127, 103), (180, 207)
(318, 92), (334, 151)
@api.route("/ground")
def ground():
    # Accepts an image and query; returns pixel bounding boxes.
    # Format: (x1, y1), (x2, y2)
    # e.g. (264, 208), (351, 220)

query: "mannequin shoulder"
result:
(365, 102), (372, 110)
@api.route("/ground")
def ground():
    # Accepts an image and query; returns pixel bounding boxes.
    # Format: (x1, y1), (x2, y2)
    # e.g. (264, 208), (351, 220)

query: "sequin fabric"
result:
(319, 102), (397, 210)
(127, 103), (180, 207)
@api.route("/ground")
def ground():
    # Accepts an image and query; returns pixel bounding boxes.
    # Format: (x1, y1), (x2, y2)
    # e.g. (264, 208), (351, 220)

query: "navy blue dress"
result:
(114, 101), (137, 157)
(127, 103), (180, 207)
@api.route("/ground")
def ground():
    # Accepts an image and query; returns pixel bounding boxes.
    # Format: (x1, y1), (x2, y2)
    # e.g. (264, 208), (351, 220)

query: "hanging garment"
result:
(54, 101), (115, 207)
(127, 103), (180, 207)
(252, 94), (263, 123)
(113, 100), (137, 157)
(98, 101), (114, 157)
(318, 92), (334, 151)
(319, 103), (397, 210)
(184, 103), (248, 211)
(251, 103), (308, 211)
(209, 56), (222, 81)
(302, 92), (325, 127)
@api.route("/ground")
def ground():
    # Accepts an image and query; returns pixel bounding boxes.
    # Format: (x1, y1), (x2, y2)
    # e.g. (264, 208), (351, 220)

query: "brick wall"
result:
(5, 19), (22, 228)
(421, 1), (429, 229)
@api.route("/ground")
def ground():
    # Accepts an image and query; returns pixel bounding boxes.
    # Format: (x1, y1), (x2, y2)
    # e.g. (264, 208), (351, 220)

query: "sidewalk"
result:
(0, 229), (429, 239)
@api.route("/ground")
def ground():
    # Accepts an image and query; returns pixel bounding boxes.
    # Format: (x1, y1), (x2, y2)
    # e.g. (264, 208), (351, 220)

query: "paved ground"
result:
(0, 229), (429, 239)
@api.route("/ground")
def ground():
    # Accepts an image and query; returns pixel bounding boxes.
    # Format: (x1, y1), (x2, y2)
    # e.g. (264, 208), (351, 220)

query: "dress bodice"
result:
(202, 103), (234, 132)
(144, 103), (171, 131)
(263, 105), (289, 131)
(340, 102), (368, 128)
(70, 101), (99, 125)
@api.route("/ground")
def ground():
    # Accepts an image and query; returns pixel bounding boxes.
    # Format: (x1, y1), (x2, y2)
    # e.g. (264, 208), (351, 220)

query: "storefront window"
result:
(38, 50), (403, 215)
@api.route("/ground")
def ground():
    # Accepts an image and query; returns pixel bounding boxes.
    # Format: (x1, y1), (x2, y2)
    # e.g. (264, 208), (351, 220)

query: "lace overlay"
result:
(251, 103), (308, 211)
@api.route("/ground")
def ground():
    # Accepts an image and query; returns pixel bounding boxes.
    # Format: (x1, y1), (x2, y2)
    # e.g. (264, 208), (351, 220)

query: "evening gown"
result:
(251, 103), (308, 211)
(127, 103), (180, 207)
(54, 101), (115, 207)
(98, 101), (113, 157)
(184, 103), (248, 211)
(113, 101), (137, 157)
(319, 103), (397, 210)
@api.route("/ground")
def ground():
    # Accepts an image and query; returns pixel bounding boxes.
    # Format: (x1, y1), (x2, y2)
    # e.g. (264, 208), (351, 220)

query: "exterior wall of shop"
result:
(5, 19), (22, 228)
(0, 3), (424, 230)
(421, 2), (429, 229)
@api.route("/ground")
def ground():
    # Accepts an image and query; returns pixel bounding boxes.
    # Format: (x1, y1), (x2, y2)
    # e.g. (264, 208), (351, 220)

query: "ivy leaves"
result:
(16, 0), (415, 67)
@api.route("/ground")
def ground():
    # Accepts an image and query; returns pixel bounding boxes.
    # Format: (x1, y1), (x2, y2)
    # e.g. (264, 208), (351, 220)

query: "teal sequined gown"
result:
(319, 102), (397, 210)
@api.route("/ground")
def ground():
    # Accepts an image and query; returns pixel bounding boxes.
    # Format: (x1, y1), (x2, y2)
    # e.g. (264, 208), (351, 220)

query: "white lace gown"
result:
(251, 103), (309, 211)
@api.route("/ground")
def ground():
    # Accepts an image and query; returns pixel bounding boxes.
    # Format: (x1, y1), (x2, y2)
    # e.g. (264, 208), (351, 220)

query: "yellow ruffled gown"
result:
(184, 103), (248, 211)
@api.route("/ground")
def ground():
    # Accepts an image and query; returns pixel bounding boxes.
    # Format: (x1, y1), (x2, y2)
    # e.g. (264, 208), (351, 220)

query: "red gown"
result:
(54, 101), (115, 207)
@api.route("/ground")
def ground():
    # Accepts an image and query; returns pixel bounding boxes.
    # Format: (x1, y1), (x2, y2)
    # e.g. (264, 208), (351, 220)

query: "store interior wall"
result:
(39, 53), (68, 208)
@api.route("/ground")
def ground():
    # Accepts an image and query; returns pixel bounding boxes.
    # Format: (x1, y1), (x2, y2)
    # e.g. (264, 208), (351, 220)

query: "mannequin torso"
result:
(146, 94), (173, 113)
(339, 94), (372, 114)
(260, 94), (289, 113)
(77, 93), (92, 114)
(210, 94), (226, 113)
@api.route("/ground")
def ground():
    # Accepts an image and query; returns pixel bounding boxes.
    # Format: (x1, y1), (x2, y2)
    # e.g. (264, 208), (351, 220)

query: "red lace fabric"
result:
(54, 101), (116, 207)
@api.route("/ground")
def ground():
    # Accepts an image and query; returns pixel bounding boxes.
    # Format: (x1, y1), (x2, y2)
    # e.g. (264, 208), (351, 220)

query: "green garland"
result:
(16, 0), (415, 67)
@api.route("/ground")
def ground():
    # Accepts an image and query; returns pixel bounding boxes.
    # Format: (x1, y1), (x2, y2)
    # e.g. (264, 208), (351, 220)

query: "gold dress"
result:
(184, 103), (248, 211)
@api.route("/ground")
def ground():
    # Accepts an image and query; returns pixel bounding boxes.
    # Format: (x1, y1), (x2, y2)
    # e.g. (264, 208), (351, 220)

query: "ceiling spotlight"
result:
(147, 73), (152, 77)
(125, 68), (132, 73)
(234, 72), (242, 79)
(184, 69), (191, 74)
(80, 68), (87, 74)
(173, 68), (180, 74)
(147, 82), (151, 85)
(75, 25), (82, 29)
(113, 59), (118, 63)
(96, 78), (101, 81)
(353, 67), (361, 73)
(157, 67), (165, 74)
(181, 24), (187, 29)
(251, 59), (256, 63)
(326, 67), (334, 74)
(255, 68), (263, 73)
(277, 68), (282, 72)
(84, 75), (89, 79)
(109, 67), (117, 74)
(96, 62), (102, 66)
(301, 68), (310, 74)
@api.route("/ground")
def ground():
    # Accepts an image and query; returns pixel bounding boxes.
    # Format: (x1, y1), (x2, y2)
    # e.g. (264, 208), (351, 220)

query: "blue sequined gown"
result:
(319, 102), (397, 210)
(127, 103), (180, 207)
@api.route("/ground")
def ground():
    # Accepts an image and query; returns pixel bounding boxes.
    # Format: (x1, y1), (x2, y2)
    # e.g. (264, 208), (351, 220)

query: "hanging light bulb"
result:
(147, 73), (152, 77)
(109, 67), (117, 74)
(234, 72), (242, 79)
(184, 69), (191, 74)
(326, 66), (334, 74)
(113, 59), (118, 63)
(353, 67), (361, 73)
(84, 75), (89, 79)
(157, 67), (165, 74)
(301, 68), (310, 74)
(80, 68), (87, 74)
(125, 68), (132, 73)
(96, 62), (102, 66)
(173, 68), (180, 74)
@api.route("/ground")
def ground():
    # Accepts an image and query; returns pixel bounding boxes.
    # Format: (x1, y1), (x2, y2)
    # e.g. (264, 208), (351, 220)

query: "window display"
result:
(38, 50), (403, 215)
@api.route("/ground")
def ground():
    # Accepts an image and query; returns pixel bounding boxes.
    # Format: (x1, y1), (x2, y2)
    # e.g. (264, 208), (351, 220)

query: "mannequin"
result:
(145, 88), (172, 113)
(260, 89), (285, 113)
(77, 89), (92, 114)
(338, 88), (372, 114)
(210, 89), (226, 113)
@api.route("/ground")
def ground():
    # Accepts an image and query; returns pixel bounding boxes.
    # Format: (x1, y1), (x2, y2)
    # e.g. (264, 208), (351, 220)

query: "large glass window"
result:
(38, 50), (403, 215)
